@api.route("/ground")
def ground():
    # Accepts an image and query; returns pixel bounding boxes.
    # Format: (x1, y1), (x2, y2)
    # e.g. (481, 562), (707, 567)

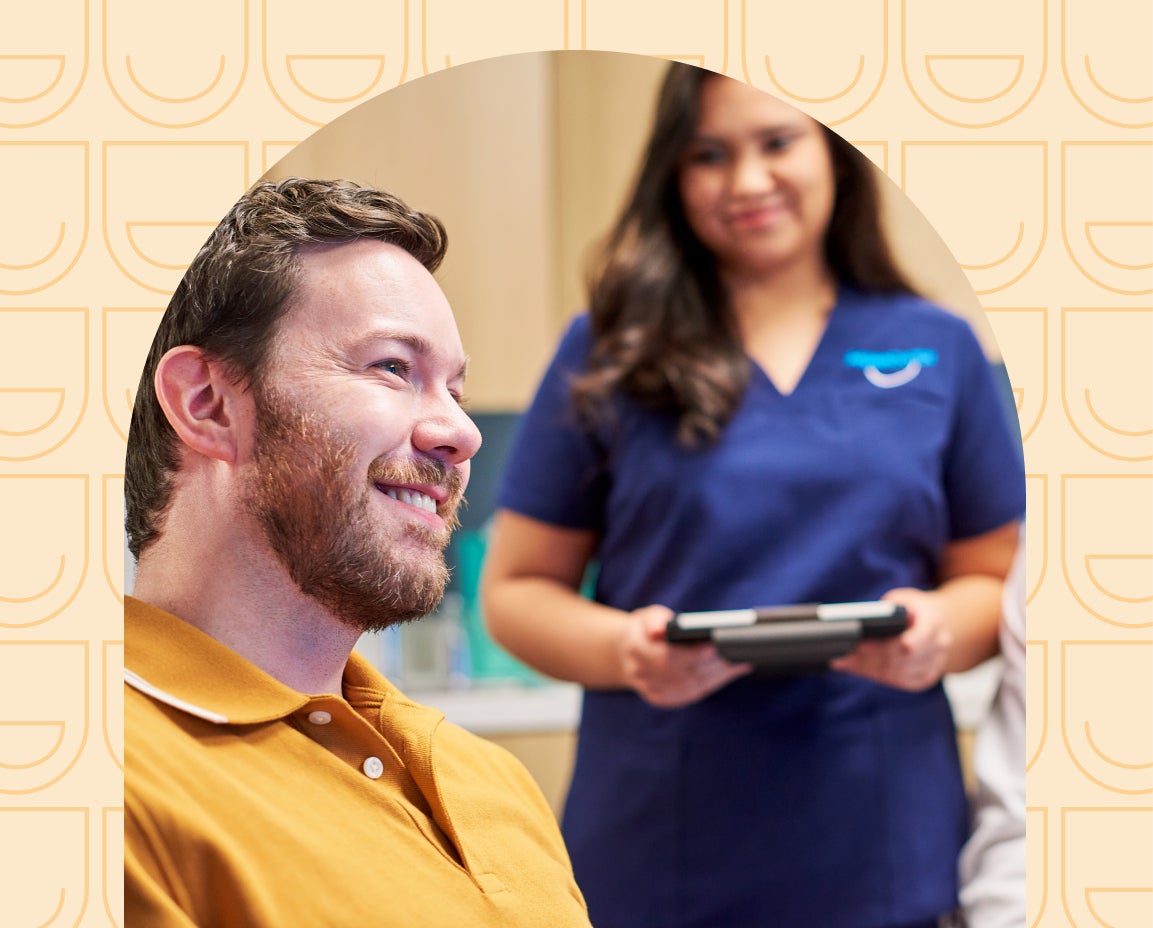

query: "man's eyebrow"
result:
(351, 328), (469, 381)
(350, 328), (431, 355)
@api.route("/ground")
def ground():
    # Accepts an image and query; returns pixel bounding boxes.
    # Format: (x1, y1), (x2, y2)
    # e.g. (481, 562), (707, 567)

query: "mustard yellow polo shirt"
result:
(124, 597), (590, 927)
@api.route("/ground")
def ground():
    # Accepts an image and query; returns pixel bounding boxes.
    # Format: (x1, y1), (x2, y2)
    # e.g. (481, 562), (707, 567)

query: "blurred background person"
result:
(482, 63), (1024, 928)
(959, 529), (1028, 928)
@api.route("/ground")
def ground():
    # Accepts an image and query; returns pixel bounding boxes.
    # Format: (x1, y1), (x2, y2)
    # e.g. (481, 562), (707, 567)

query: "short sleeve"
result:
(496, 315), (610, 531)
(943, 322), (1026, 539)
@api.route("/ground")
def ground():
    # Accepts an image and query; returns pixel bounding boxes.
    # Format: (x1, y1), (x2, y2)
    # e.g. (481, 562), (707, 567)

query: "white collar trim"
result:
(124, 668), (230, 725)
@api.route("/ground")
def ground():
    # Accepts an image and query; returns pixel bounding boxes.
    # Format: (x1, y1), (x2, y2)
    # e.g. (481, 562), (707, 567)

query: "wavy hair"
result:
(571, 63), (916, 446)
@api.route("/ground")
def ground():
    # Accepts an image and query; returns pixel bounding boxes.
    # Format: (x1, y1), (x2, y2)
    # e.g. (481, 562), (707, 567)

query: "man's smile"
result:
(374, 483), (440, 514)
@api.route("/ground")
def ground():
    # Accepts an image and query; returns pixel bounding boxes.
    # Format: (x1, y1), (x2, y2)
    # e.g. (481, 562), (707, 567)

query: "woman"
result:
(482, 63), (1023, 928)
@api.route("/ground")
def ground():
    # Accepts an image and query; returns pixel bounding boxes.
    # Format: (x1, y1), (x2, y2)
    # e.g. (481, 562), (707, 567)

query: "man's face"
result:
(239, 240), (482, 632)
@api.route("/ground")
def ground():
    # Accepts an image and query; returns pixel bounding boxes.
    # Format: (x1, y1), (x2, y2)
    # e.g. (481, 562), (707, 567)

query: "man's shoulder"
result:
(393, 706), (534, 787)
(425, 716), (558, 816)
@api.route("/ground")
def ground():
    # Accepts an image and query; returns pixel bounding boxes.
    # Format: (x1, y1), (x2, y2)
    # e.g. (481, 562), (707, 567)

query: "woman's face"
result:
(676, 76), (837, 283)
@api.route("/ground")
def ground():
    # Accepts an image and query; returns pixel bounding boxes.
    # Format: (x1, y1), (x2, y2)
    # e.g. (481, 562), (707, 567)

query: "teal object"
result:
(456, 528), (541, 685)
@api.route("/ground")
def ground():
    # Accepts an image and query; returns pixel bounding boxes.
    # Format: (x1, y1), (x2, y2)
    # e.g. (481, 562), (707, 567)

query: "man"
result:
(124, 178), (590, 926)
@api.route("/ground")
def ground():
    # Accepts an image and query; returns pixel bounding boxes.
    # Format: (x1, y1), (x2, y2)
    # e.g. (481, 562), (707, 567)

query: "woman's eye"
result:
(763, 135), (793, 153)
(373, 359), (410, 377)
(685, 147), (726, 166)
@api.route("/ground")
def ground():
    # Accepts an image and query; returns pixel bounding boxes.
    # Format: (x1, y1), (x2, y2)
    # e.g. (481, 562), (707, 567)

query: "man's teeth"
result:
(384, 488), (437, 513)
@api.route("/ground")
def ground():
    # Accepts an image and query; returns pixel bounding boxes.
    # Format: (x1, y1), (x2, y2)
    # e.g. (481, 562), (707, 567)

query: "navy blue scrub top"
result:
(497, 289), (1026, 928)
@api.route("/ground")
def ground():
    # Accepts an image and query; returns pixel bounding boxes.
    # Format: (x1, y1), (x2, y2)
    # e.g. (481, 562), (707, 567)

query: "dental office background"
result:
(120, 51), (1024, 812)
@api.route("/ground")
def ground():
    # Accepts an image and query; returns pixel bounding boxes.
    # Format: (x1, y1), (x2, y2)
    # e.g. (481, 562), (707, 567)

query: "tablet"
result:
(665, 601), (907, 672)
(665, 601), (908, 643)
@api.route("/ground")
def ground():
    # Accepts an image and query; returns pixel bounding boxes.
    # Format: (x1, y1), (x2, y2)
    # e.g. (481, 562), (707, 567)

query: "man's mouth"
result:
(368, 456), (462, 525)
(376, 485), (439, 514)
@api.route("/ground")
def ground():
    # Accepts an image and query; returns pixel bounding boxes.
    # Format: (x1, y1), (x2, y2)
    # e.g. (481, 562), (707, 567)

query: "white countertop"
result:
(408, 682), (583, 734)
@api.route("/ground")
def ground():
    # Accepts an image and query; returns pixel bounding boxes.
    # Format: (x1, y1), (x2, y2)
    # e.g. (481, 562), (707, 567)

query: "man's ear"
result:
(154, 345), (249, 464)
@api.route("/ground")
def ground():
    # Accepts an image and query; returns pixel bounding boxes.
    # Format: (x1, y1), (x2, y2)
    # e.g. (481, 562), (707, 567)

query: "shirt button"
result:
(362, 756), (385, 780)
(307, 710), (332, 725)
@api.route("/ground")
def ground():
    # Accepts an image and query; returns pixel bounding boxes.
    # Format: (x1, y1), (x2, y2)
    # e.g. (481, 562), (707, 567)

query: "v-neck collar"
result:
(745, 289), (844, 398)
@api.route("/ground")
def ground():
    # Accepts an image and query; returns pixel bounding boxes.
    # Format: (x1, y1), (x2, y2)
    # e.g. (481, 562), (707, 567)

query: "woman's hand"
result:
(618, 605), (752, 708)
(829, 588), (953, 691)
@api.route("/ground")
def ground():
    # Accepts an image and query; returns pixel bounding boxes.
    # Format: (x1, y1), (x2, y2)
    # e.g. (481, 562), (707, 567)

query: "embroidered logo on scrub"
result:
(843, 348), (938, 388)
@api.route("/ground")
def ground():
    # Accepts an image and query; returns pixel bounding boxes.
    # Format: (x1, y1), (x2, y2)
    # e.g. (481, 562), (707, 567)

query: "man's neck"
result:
(133, 543), (358, 696)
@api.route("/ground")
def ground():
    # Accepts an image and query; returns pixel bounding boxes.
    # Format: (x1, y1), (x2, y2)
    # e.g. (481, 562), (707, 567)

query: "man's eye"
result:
(373, 359), (410, 377)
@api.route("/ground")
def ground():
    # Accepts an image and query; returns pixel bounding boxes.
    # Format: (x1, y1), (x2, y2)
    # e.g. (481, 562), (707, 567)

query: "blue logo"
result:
(843, 348), (938, 389)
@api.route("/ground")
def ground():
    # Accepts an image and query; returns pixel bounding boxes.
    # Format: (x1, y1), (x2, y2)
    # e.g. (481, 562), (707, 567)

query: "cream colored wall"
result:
(551, 53), (666, 325)
(264, 54), (563, 412)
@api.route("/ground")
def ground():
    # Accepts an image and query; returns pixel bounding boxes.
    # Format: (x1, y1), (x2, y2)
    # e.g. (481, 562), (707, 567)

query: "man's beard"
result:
(240, 386), (463, 633)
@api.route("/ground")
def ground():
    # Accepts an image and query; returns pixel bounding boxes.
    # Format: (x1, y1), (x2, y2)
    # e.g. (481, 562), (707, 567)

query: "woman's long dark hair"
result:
(571, 63), (917, 447)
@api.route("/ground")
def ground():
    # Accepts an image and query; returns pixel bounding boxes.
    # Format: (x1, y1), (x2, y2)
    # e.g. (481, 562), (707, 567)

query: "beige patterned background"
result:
(1, 1), (1150, 925)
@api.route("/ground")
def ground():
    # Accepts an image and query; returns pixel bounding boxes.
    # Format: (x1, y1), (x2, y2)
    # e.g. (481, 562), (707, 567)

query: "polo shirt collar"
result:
(126, 595), (321, 725)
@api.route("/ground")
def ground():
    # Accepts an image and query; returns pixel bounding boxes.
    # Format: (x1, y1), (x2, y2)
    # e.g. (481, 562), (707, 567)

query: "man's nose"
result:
(412, 396), (482, 466)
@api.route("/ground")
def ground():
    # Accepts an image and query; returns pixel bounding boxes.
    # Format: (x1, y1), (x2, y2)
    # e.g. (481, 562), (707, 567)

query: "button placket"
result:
(301, 697), (406, 783)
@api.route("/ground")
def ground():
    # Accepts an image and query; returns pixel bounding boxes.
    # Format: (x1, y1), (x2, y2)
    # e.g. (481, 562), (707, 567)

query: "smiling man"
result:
(123, 178), (590, 926)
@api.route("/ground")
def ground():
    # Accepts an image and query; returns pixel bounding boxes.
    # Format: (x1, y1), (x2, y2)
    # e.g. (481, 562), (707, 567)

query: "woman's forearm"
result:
(935, 573), (1005, 673)
(482, 574), (632, 688)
